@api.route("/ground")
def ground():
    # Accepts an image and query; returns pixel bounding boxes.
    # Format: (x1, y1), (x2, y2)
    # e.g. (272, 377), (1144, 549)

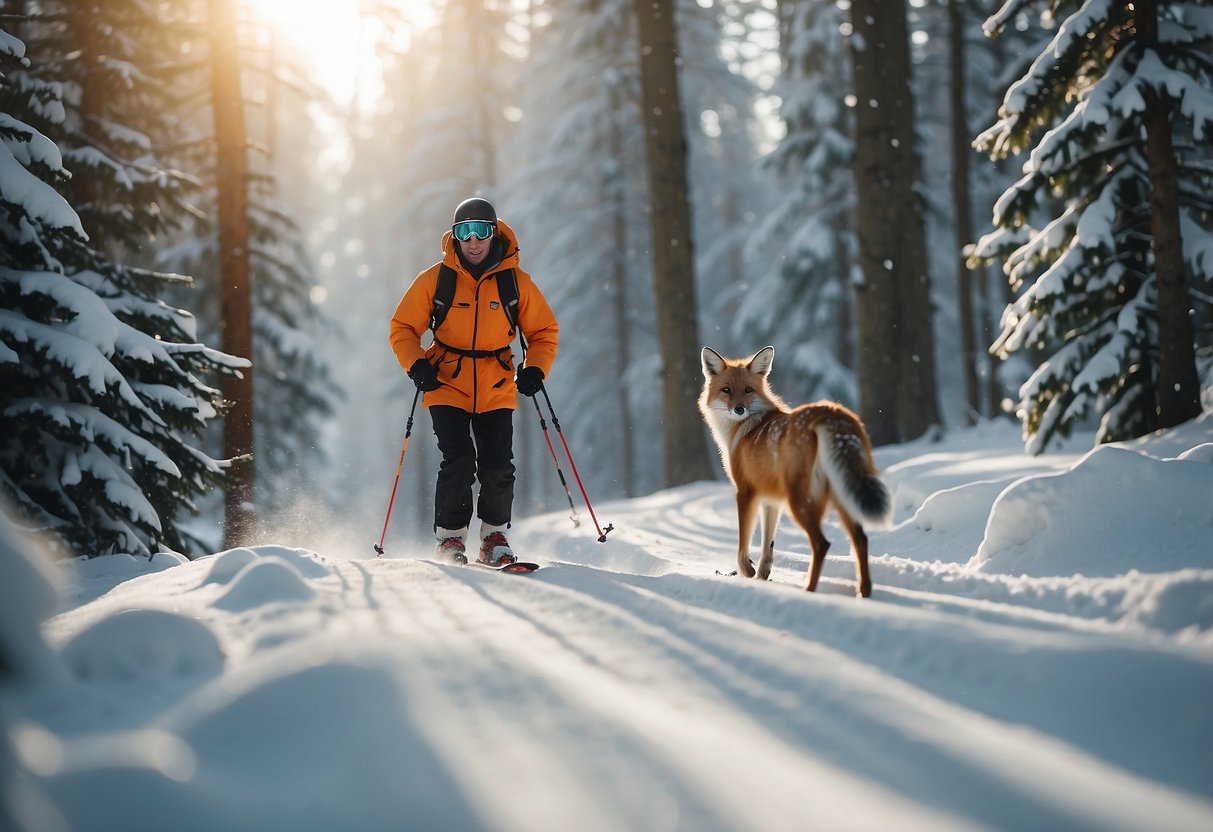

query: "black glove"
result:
(516, 366), (544, 397)
(408, 359), (441, 392)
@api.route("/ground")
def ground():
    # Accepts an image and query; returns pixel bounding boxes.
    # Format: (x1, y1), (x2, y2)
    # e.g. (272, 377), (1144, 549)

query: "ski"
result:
(425, 557), (540, 572)
(469, 560), (540, 573)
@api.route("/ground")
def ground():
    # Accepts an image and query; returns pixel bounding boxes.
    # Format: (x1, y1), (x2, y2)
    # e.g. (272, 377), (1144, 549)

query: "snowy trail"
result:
(193, 553), (1201, 832)
(37, 543), (1213, 831)
(332, 554), (1213, 831)
(16, 420), (1213, 831)
(492, 566), (1204, 830)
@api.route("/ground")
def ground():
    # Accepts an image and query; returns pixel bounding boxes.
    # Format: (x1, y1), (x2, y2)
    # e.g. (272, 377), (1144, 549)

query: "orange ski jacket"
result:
(390, 220), (559, 413)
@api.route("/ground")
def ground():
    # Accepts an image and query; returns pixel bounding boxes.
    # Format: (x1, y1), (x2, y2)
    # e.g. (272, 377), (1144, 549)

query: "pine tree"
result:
(153, 0), (340, 536)
(974, 0), (1212, 453)
(386, 0), (530, 519)
(962, 0), (1044, 418)
(847, 0), (942, 444)
(243, 176), (340, 518)
(17, 0), (200, 255)
(633, 0), (715, 486)
(206, 0), (255, 546)
(948, 0), (983, 422)
(505, 0), (654, 498)
(322, 41), (439, 535)
(678, 0), (777, 330)
(743, 0), (857, 406)
(395, 0), (519, 222)
(0, 20), (246, 557)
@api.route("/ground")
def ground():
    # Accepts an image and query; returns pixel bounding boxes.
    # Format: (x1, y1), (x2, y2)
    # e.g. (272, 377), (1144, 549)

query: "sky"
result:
(3, 413), (1212, 831)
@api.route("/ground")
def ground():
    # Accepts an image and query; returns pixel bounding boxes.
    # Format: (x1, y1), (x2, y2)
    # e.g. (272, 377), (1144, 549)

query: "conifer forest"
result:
(1, 0), (1210, 556)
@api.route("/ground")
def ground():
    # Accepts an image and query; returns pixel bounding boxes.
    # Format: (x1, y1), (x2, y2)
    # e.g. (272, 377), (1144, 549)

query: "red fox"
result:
(699, 346), (891, 597)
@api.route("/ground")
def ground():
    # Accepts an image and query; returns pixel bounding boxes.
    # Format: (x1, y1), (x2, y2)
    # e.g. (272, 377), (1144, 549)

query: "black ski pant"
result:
(429, 405), (515, 534)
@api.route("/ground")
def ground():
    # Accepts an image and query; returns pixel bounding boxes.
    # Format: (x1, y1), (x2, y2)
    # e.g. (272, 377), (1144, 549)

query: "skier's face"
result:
(459, 230), (493, 265)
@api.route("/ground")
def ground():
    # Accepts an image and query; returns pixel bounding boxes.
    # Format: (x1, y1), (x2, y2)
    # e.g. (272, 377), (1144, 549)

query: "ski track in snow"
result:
(52, 549), (1207, 831)
(24, 422), (1213, 831)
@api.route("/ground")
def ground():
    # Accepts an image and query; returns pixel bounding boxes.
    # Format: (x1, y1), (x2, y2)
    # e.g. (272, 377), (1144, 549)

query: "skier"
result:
(389, 197), (559, 565)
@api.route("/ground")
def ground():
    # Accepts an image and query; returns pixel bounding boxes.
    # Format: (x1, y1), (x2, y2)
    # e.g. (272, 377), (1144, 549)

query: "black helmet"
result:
(453, 197), (496, 225)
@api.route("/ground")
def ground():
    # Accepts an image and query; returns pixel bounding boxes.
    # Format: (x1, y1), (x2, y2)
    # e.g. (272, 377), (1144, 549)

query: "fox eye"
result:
(744, 387), (753, 394)
(721, 387), (731, 395)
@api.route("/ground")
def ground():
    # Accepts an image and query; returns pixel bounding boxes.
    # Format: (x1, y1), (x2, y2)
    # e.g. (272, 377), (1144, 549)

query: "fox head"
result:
(699, 346), (778, 424)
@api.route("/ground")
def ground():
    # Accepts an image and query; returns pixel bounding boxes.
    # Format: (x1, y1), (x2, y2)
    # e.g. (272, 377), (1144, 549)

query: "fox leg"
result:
(735, 490), (758, 578)
(787, 498), (831, 592)
(755, 503), (780, 580)
(837, 511), (872, 598)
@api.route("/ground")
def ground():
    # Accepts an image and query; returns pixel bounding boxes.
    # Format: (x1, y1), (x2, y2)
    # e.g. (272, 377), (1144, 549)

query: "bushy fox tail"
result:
(815, 422), (892, 529)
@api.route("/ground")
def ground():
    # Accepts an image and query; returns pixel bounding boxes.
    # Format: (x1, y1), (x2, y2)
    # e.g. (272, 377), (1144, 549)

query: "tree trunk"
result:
(208, 0), (256, 546)
(266, 30), (277, 160)
(632, 0), (714, 486)
(985, 29), (1016, 418)
(470, 0), (498, 186)
(1138, 0), (1201, 429)
(776, 0), (795, 66)
(607, 78), (636, 497)
(832, 218), (855, 370)
(948, 0), (980, 424)
(847, 0), (941, 444)
(75, 9), (102, 232)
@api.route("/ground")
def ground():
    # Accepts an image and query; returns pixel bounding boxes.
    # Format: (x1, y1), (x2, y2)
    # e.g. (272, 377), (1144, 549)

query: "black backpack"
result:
(429, 264), (519, 337)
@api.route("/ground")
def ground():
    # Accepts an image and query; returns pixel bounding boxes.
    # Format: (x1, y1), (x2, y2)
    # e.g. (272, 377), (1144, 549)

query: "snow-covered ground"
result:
(3, 415), (1212, 831)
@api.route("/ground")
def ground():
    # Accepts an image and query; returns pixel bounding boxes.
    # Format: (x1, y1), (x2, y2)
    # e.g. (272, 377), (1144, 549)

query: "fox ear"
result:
(748, 346), (774, 377)
(701, 347), (726, 377)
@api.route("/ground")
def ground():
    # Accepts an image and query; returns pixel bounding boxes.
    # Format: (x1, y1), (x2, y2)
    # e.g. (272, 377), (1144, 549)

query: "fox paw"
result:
(739, 557), (756, 578)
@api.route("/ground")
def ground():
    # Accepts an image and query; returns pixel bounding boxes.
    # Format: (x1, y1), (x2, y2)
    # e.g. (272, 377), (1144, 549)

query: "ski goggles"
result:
(452, 220), (495, 242)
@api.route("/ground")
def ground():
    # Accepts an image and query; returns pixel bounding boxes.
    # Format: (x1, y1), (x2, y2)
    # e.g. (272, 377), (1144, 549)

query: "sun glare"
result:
(246, 0), (381, 105)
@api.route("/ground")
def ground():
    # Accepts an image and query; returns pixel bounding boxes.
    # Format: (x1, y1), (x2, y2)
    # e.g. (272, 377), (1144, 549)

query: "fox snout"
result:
(711, 392), (761, 421)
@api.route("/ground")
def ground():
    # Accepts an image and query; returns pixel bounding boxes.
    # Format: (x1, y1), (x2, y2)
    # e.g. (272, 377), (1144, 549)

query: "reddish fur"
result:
(699, 347), (885, 598)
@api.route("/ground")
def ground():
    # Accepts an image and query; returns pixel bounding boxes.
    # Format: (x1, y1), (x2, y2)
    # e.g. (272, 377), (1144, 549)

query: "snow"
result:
(4, 416), (1213, 831)
(0, 145), (85, 238)
(974, 444), (1213, 578)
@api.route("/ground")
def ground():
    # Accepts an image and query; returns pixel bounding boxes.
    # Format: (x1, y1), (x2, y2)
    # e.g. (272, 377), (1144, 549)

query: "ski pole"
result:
(536, 383), (614, 543)
(516, 331), (612, 542)
(373, 388), (421, 556)
(529, 396), (582, 528)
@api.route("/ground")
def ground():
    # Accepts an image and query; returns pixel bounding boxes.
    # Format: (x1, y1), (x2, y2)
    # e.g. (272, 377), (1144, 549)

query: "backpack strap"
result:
(429, 264), (456, 333)
(496, 268), (519, 335)
(430, 264), (519, 336)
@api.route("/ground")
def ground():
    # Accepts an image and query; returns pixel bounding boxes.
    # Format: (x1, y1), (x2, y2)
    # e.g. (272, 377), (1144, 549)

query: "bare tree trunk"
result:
(469, 0), (497, 186)
(607, 79), (636, 497)
(832, 217), (855, 370)
(632, 0), (714, 486)
(948, 0), (980, 423)
(776, 0), (795, 64)
(1139, 0), (1201, 429)
(75, 9), (104, 245)
(848, 0), (903, 445)
(978, 262), (1002, 416)
(847, 0), (941, 444)
(208, 0), (256, 546)
(266, 29), (277, 160)
(984, 30), (1015, 418)
(513, 0), (534, 515)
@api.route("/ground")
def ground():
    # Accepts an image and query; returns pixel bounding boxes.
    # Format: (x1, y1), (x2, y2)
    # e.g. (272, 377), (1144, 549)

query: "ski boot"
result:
(477, 528), (517, 567)
(435, 528), (469, 565)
